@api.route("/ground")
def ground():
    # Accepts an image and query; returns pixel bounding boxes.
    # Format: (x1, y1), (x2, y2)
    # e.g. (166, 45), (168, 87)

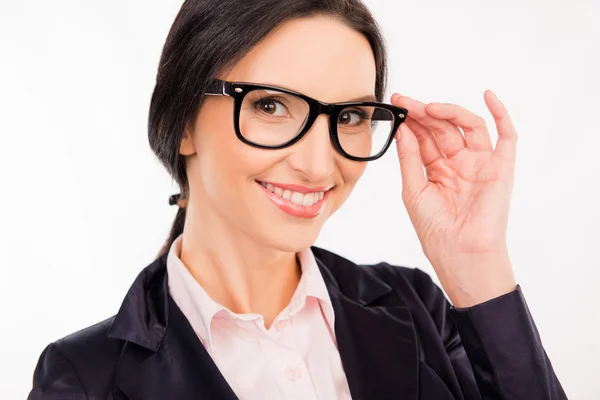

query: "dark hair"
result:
(150, 0), (388, 257)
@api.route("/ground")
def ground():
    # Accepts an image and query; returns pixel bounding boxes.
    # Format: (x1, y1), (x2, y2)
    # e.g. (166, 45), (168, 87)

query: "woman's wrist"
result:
(431, 252), (517, 308)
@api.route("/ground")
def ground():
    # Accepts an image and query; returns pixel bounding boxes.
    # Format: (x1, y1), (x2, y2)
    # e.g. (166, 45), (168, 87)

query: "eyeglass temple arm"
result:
(204, 79), (227, 96)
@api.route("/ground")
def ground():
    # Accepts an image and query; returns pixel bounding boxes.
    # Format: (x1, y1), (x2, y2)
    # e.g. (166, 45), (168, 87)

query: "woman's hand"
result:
(391, 91), (518, 308)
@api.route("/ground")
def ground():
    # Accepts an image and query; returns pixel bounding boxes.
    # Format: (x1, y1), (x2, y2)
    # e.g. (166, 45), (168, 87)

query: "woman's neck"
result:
(178, 206), (301, 329)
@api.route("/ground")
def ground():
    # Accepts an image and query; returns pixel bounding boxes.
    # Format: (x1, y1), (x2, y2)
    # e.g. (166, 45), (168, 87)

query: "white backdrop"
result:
(1, 0), (598, 398)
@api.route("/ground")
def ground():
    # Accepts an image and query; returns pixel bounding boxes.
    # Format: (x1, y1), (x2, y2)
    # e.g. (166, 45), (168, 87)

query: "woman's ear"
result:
(179, 123), (197, 156)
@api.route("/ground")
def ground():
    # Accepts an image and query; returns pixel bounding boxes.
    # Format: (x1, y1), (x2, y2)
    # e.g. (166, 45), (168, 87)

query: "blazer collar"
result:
(107, 247), (418, 400)
(106, 252), (170, 351)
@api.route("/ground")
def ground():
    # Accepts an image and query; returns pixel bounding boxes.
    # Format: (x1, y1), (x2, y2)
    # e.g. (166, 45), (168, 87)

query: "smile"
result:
(256, 180), (333, 218)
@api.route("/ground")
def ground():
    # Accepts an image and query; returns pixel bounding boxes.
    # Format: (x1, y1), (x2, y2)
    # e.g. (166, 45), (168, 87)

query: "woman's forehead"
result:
(224, 16), (377, 104)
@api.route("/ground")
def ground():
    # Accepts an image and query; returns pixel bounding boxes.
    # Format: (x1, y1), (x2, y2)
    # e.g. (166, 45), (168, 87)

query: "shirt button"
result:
(285, 365), (302, 381)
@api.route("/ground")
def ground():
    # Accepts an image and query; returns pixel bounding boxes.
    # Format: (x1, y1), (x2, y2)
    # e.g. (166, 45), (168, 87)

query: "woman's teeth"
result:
(259, 182), (325, 207)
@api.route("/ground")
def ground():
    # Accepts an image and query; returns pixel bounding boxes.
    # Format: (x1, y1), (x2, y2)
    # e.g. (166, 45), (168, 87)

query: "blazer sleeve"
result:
(412, 268), (568, 400)
(27, 341), (88, 400)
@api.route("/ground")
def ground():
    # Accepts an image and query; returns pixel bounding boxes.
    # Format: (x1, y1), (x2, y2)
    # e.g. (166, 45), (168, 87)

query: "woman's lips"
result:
(256, 180), (330, 219)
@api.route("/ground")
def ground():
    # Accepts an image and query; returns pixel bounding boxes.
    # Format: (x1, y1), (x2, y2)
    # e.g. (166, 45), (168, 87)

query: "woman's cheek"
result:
(336, 164), (366, 208)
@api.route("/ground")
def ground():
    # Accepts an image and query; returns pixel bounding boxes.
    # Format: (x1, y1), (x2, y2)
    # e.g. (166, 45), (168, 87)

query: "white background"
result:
(1, 0), (598, 398)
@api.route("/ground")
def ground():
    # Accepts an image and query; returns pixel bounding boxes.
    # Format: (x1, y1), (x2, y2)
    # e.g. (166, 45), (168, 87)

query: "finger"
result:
(391, 93), (446, 165)
(395, 123), (428, 197)
(483, 90), (517, 160)
(404, 117), (445, 167)
(425, 102), (494, 151)
(393, 95), (466, 158)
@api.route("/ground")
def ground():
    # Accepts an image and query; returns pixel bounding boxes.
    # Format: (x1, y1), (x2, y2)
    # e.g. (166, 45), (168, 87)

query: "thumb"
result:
(395, 123), (427, 198)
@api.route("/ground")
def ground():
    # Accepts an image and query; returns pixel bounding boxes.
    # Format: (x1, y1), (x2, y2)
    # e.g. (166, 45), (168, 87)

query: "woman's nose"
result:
(286, 114), (336, 183)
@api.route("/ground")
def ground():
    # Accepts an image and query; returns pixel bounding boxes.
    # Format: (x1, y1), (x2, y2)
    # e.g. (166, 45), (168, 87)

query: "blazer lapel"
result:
(106, 254), (238, 400)
(313, 247), (419, 400)
(114, 295), (238, 400)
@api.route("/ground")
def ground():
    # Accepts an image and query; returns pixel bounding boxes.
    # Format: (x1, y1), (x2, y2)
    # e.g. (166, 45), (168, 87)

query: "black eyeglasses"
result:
(204, 79), (408, 161)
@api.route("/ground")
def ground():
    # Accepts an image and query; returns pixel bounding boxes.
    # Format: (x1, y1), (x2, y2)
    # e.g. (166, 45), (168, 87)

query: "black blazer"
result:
(28, 247), (567, 400)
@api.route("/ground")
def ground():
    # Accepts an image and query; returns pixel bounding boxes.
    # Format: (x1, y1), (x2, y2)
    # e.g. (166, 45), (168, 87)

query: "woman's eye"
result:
(255, 98), (287, 116)
(338, 110), (365, 125)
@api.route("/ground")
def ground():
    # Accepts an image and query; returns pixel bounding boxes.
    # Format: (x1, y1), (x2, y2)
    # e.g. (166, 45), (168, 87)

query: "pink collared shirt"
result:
(166, 234), (352, 400)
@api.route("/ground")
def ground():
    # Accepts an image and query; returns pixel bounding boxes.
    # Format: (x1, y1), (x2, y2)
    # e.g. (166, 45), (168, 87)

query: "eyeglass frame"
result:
(203, 78), (408, 162)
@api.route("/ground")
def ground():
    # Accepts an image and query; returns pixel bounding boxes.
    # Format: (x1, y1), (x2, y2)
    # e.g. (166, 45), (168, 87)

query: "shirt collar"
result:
(166, 234), (336, 350)
(166, 234), (225, 350)
(292, 246), (335, 329)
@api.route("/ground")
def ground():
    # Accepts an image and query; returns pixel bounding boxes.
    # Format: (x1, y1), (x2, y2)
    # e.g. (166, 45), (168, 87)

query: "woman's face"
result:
(180, 15), (377, 251)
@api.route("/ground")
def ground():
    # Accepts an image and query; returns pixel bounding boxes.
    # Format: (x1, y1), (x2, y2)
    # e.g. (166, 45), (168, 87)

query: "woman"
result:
(28, 0), (567, 399)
